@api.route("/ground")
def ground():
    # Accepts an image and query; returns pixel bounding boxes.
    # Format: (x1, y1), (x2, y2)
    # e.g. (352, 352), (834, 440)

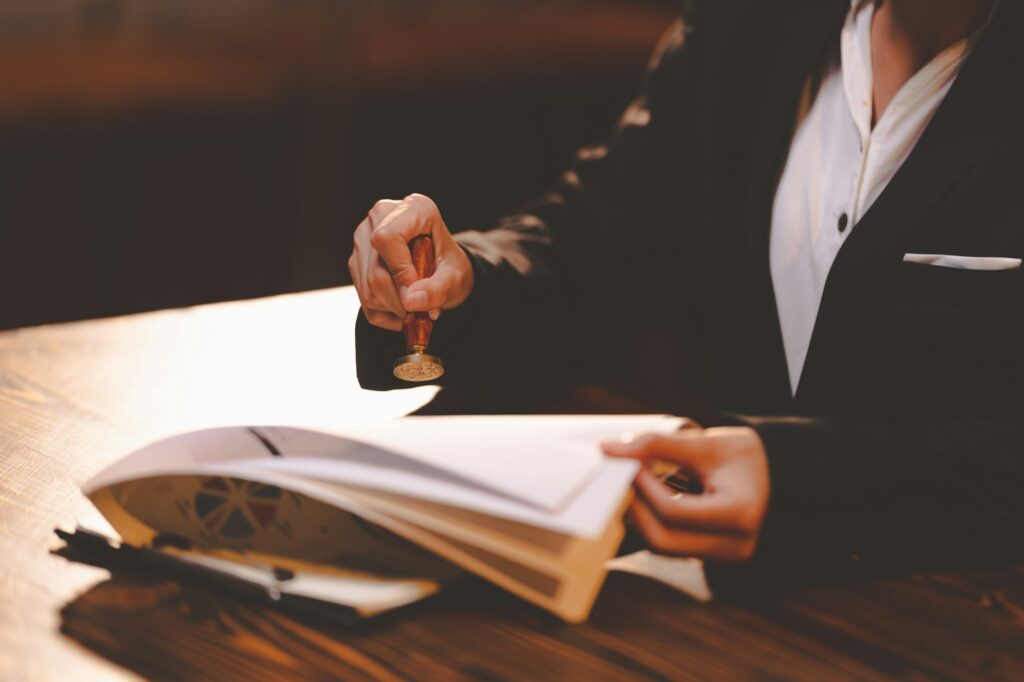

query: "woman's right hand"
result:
(348, 193), (475, 331)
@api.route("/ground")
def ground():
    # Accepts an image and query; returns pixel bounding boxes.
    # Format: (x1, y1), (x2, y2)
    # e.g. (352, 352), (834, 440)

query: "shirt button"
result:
(838, 212), (849, 233)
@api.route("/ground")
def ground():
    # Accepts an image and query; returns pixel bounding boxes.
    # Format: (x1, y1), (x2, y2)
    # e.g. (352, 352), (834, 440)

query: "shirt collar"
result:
(839, 0), (989, 141)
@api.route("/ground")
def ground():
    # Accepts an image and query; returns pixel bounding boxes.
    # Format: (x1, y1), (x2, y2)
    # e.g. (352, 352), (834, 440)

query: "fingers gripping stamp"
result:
(393, 235), (445, 382)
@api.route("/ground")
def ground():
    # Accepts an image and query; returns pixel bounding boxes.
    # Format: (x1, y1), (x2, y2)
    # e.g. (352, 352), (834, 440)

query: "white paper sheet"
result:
(250, 455), (640, 539)
(605, 551), (712, 602)
(311, 415), (682, 510)
(86, 415), (684, 514)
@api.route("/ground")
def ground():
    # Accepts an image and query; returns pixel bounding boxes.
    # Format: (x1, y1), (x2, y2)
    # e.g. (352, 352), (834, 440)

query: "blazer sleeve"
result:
(356, 8), (706, 390)
(708, 411), (1024, 594)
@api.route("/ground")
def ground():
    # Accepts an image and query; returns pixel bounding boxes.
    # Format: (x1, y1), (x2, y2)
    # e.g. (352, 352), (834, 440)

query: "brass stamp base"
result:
(393, 352), (445, 382)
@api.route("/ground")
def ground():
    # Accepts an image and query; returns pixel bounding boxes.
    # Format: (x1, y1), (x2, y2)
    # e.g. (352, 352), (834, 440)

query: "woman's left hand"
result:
(602, 425), (770, 563)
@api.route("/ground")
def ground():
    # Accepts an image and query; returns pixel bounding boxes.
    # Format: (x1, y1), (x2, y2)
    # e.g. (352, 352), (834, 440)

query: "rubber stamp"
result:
(393, 235), (445, 382)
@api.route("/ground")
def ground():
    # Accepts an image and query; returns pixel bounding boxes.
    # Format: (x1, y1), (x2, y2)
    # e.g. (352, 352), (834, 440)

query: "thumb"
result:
(402, 265), (455, 312)
(601, 432), (713, 472)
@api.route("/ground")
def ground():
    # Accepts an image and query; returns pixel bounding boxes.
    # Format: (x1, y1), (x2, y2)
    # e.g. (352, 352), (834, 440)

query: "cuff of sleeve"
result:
(354, 310), (407, 391)
(704, 413), (863, 596)
(720, 412), (875, 538)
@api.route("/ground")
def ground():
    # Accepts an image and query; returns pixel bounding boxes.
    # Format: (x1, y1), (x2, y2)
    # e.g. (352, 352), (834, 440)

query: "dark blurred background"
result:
(0, 0), (678, 330)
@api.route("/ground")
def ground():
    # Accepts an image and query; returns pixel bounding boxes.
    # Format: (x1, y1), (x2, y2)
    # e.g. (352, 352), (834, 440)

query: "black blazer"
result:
(356, 0), (1024, 587)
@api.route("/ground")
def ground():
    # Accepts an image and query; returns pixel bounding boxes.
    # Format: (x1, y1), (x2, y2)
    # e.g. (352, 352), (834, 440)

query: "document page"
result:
(87, 415), (685, 515)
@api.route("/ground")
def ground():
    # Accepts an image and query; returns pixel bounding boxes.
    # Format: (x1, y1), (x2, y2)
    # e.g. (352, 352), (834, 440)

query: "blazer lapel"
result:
(796, 0), (1024, 407)
(730, 0), (848, 412)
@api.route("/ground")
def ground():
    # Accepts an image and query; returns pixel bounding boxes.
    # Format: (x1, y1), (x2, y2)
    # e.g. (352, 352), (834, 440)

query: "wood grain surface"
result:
(1, 287), (1022, 681)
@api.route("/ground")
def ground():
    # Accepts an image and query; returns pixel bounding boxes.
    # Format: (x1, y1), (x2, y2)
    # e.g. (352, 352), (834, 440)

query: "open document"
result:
(78, 415), (695, 622)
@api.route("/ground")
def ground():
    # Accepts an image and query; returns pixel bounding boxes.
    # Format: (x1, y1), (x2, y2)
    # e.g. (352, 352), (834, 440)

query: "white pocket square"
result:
(903, 253), (1022, 271)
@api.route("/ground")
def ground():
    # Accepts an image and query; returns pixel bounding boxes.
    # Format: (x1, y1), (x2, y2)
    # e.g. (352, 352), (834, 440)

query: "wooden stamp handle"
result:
(410, 234), (436, 280)
(403, 235), (434, 351)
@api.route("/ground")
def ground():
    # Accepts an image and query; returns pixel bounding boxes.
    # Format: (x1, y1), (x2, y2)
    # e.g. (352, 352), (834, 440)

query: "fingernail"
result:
(429, 308), (440, 320)
(406, 290), (427, 309)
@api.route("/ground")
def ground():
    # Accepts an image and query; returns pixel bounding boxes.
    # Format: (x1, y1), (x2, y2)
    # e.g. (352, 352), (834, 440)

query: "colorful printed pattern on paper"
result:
(193, 477), (281, 539)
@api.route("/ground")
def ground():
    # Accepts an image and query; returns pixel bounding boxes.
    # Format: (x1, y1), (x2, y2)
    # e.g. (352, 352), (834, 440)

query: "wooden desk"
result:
(1, 288), (1022, 681)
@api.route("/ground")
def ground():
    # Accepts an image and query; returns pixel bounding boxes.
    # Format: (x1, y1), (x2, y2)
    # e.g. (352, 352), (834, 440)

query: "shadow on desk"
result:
(56, 560), (710, 681)
(58, 572), (514, 681)
(57, 532), (1024, 681)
